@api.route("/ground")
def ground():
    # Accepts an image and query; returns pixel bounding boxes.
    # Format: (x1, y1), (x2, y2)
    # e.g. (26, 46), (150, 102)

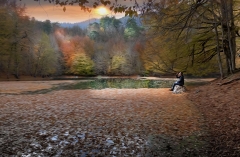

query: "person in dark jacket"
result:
(170, 72), (184, 91)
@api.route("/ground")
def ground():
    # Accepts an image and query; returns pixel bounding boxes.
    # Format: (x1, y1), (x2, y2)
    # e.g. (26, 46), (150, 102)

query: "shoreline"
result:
(0, 75), (216, 82)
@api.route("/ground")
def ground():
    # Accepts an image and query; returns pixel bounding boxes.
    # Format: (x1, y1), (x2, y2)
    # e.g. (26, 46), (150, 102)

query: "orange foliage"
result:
(60, 41), (75, 67)
(54, 28), (92, 68)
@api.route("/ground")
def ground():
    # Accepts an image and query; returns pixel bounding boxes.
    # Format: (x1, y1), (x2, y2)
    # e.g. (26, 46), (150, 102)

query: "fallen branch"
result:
(220, 77), (240, 85)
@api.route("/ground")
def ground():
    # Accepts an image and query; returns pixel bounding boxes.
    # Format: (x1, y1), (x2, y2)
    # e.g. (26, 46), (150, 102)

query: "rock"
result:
(173, 85), (186, 94)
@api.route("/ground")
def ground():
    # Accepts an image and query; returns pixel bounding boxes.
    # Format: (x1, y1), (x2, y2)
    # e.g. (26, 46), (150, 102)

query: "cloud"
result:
(26, 5), (93, 23)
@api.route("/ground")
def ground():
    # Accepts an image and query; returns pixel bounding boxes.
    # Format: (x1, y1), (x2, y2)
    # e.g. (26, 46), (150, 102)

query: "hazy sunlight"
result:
(96, 6), (109, 16)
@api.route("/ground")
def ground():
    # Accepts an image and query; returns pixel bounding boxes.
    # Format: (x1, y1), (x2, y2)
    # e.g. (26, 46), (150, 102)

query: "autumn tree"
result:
(65, 25), (86, 37)
(92, 48), (109, 75)
(85, 15), (141, 75)
(121, 0), (239, 77)
(71, 53), (94, 75)
(37, 0), (240, 77)
(100, 16), (123, 40)
(87, 22), (101, 41)
(55, 27), (95, 75)
(0, 1), (31, 79)
(32, 33), (60, 77)
(0, 6), (15, 76)
(42, 20), (52, 34)
(139, 1), (220, 76)
(124, 18), (144, 40)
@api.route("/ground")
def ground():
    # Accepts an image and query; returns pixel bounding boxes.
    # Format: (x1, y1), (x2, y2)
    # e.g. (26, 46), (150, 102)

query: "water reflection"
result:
(61, 78), (175, 90)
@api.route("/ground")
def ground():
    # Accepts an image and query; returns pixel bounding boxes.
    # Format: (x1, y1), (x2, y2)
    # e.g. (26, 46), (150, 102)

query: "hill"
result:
(59, 16), (142, 29)
(187, 71), (240, 156)
(60, 18), (100, 29)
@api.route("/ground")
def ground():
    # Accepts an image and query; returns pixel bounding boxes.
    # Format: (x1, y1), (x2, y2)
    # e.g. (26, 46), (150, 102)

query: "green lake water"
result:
(59, 78), (207, 90)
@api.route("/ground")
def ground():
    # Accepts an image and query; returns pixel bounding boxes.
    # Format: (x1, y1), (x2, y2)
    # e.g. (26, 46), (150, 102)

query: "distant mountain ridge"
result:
(59, 16), (142, 29)
(60, 18), (100, 29)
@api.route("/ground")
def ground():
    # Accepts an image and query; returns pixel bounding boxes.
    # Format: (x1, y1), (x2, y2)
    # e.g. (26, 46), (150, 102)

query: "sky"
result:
(17, 0), (137, 23)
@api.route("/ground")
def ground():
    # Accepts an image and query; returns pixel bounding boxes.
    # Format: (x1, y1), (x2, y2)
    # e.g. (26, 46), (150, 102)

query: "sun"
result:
(96, 7), (108, 16)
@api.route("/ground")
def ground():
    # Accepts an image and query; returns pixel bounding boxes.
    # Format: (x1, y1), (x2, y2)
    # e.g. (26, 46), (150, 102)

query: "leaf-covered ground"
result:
(0, 80), (208, 156)
(187, 73), (240, 157)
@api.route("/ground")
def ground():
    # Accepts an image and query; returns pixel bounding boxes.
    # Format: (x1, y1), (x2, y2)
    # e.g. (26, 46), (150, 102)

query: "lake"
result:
(56, 77), (212, 90)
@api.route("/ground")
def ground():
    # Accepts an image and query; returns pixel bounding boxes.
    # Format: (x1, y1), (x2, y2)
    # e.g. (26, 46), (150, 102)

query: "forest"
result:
(1, 0), (240, 79)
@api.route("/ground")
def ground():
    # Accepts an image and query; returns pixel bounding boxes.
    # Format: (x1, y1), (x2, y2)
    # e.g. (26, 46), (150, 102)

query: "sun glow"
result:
(96, 7), (109, 16)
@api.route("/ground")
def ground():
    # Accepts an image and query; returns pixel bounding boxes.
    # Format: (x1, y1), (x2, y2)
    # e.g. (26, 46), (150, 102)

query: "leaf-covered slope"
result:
(187, 72), (240, 156)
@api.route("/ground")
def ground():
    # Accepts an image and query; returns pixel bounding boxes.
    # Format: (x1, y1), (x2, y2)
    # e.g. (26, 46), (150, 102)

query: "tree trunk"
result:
(229, 0), (236, 71)
(34, 60), (39, 77)
(220, 0), (236, 74)
(6, 52), (12, 79)
(13, 43), (20, 79)
(213, 20), (223, 77)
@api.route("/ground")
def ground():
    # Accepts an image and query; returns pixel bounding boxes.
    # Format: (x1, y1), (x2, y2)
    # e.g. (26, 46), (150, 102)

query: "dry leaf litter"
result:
(0, 80), (226, 156)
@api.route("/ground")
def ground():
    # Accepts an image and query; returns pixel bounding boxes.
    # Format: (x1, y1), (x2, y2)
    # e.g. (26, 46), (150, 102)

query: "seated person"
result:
(170, 72), (184, 91)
